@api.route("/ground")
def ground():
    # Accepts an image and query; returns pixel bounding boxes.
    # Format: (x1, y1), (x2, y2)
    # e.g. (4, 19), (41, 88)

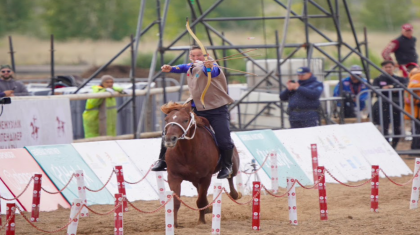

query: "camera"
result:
(0, 97), (11, 105)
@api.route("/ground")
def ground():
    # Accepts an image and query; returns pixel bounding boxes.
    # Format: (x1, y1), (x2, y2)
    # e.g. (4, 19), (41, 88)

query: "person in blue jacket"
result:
(280, 67), (324, 128)
(333, 65), (369, 117)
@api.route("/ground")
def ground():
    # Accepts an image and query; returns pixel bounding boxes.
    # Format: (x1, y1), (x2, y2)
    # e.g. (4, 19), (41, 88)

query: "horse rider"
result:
(152, 45), (235, 179)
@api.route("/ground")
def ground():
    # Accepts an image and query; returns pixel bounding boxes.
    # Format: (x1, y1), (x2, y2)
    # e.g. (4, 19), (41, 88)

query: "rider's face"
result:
(189, 49), (205, 62)
(383, 64), (394, 75)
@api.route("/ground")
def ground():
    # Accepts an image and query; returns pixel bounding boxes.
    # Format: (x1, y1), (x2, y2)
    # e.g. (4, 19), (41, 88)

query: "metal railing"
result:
(230, 96), (343, 130)
(356, 88), (420, 140)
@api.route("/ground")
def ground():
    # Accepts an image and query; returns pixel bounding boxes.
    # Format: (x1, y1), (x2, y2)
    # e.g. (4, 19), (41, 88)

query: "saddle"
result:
(196, 116), (219, 147)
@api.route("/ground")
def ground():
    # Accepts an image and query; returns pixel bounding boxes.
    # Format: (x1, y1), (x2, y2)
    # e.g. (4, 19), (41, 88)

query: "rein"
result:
(163, 112), (197, 140)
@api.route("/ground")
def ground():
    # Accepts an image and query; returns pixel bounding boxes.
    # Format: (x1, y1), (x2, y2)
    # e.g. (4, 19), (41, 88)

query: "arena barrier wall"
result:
(234, 130), (312, 188)
(72, 141), (157, 201)
(0, 178), (24, 214)
(0, 99), (73, 149)
(0, 149), (70, 214)
(116, 138), (202, 198)
(274, 122), (412, 184)
(25, 144), (115, 205)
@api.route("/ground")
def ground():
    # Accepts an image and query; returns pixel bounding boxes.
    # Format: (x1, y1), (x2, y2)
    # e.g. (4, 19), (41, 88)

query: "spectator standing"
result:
(0, 65), (29, 97)
(82, 75), (123, 138)
(404, 68), (420, 149)
(382, 23), (418, 78)
(372, 61), (407, 148)
(333, 65), (369, 118)
(280, 67), (324, 128)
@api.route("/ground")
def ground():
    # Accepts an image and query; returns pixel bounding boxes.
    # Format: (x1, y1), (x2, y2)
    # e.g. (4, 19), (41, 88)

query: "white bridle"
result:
(163, 112), (197, 140)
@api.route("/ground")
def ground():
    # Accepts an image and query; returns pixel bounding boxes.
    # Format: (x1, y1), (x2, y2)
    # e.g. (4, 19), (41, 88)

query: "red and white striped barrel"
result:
(31, 174), (42, 222)
(317, 166), (328, 220)
(75, 170), (89, 217)
(211, 183), (223, 235)
(165, 191), (174, 235)
(252, 181), (261, 230)
(311, 144), (319, 189)
(114, 193), (124, 235)
(287, 178), (298, 225)
(270, 152), (279, 193)
(371, 165), (379, 212)
(67, 198), (82, 235)
(410, 158), (420, 209)
(156, 172), (166, 205)
(115, 166), (128, 212)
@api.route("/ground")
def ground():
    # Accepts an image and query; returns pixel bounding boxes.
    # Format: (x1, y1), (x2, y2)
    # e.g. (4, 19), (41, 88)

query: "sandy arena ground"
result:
(5, 141), (420, 235)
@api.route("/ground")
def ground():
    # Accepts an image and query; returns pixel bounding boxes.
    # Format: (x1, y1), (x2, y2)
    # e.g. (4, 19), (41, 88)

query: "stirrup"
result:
(217, 167), (232, 179)
(151, 160), (167, 171)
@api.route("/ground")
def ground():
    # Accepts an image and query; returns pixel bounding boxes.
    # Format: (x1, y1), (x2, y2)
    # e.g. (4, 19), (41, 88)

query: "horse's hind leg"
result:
(227, 177), (242, 200)
(196, 176), (212, 224)
(226, 148), (242, 199)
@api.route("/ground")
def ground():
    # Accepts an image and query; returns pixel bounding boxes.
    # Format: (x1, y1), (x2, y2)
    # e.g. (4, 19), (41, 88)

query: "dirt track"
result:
(7, 142), (420, 235)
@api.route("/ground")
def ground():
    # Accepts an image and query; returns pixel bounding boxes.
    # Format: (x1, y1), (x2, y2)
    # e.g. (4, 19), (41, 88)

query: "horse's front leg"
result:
(168, 176), (183, 228)
(197, 175), (212, 224)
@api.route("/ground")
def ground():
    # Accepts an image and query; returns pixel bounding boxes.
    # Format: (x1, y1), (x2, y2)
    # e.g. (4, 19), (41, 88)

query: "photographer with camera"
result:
(280, 67), (324, 128)
(333, 65), (369, 118)
(0, 65), (29, 97)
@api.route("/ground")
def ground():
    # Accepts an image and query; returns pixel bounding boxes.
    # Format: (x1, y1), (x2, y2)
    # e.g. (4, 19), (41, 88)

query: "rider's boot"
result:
(151, 141), (167, 171)
(217, 148), (233, 179)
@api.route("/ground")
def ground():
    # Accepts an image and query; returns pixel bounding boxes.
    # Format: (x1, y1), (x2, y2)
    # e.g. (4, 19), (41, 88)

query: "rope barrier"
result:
(85, 169), (115, 192)
(41, 174), (75, 194)
(295, 174), (324, 190)
(223, 188), (261, 205)
(16, 205), (83, 233)
(325, 169), (374, 188)
(84, 201), (124, 216)
(242, 154), (270, 175)
(262, 181), (296, 198)
(124, 165), (153, 185)
(173, 189), (223, 211)
(127, 195), (173, 214)
(380, 167), (420, 187)
(0, 177), (34, 201)
(0, 212), (15, 232)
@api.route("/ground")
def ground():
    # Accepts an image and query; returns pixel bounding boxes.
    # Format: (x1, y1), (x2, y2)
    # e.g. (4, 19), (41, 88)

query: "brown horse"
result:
(161, 102), (241, 227)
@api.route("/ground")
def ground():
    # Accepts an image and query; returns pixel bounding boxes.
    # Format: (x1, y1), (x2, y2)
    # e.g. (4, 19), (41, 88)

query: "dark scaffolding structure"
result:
(61, 0), (420, 138)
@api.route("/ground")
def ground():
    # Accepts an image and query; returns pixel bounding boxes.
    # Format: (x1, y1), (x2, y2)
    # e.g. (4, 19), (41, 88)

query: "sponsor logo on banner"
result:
(0, 99), (72, 148)
(235, 130), (311, 187)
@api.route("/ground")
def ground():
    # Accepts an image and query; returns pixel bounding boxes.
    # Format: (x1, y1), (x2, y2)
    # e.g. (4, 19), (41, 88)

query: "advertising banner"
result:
(235, 129), (311, 187)
(25, 144), (114, 205)
(0, 178), (24, 214)
(0, 149), (70, 212)
(116, 139), (197, 198)
(73, 141), (156, 201)
(0, 99), (73, 149)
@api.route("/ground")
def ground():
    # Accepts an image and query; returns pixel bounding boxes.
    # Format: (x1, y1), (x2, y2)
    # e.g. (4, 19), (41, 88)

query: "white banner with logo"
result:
(0, 98), (73, 148)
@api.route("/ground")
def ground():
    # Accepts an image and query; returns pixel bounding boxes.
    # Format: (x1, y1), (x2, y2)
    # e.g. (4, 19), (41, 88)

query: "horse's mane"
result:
(161, 101), (206, 127)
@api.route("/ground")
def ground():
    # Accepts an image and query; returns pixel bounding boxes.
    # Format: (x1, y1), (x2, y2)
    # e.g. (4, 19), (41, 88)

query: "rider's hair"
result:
(190, 45), (201, 51)
(381, 60), (395, 67)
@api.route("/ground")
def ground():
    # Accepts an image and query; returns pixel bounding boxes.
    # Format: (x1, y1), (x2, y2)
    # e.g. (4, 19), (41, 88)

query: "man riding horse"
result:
(152, 45), (234, 179)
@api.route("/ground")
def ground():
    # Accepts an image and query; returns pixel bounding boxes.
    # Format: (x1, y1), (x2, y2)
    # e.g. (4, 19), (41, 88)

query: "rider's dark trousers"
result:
(193, 105), (234, 150)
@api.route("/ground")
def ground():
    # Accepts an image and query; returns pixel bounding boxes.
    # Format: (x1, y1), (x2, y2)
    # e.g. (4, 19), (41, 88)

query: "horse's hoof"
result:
(237, 192), (242, 200)
(204, 205), (213, 214)
(197, 219), (206, 225)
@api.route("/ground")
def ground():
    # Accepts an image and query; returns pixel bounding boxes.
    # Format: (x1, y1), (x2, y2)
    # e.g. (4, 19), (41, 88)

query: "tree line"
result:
(0, 0), (417, 41)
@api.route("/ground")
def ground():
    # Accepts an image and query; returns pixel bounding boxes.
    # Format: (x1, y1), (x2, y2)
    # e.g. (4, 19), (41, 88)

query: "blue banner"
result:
(235, 129), (311, 187)
(25, 145), (114, 205)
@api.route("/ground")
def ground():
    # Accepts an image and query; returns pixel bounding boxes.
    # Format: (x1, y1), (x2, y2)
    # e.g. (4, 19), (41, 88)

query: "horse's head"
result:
(162, 102), (196, 148)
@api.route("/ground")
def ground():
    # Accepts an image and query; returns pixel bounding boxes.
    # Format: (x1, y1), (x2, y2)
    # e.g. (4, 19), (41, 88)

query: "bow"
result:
(186, 18), (211, 109)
